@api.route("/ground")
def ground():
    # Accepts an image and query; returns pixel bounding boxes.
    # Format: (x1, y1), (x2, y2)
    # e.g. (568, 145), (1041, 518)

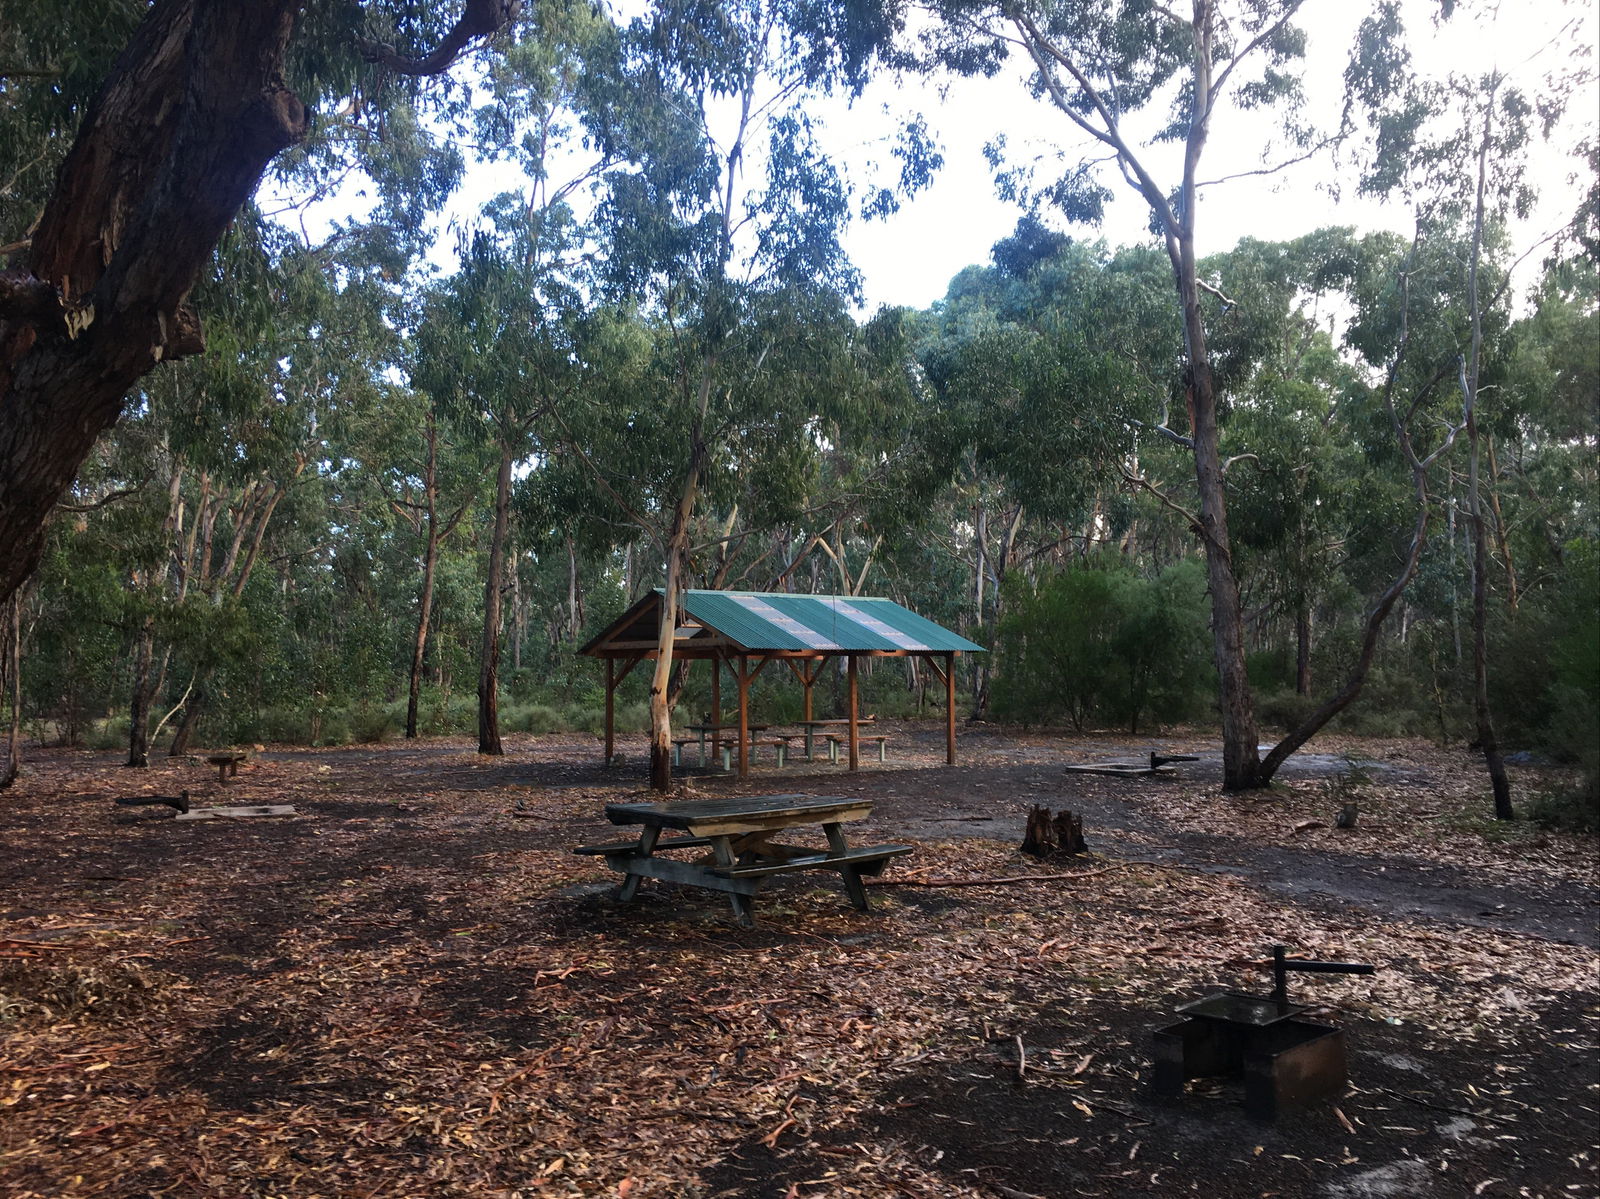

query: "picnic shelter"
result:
(579, 589), (984, 775)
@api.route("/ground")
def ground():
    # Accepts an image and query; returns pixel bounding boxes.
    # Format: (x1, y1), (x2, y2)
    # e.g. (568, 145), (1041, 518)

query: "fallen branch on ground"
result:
(866, 864), (1125, 888)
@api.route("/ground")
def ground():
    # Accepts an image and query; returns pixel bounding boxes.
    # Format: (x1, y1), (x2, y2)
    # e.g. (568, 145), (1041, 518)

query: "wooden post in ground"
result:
(604, 657), (615, 764)
(710, 653), (721, 763)
(945, 652), (956, 766)
(736, 655), (751, 778)
(847, 654), (859, 771)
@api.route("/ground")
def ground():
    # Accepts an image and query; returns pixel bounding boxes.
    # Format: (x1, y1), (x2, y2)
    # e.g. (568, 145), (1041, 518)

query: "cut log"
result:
(1020, 805), (1087, 859)
(1063, 762), (1176, 777)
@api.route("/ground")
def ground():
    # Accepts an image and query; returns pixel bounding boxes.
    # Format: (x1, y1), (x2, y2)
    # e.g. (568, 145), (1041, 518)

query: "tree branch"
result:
(358, 0), (522, 77)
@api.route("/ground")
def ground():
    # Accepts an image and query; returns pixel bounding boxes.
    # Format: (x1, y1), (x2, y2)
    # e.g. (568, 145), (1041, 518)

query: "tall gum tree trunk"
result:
(649, 454), (703, 792)
(1180, 300), (1261, 790)
(1462, 91), (1513, 820)
(407, 514), (442, 740)
(407, 419), (443, 740)
(478, 438), (513, 755)
(1295, 602), (1313, 696)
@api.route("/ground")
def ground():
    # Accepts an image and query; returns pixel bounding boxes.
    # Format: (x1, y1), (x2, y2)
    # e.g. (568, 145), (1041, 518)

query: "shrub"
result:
(992, 558), (1213, 731)
(85, 716), (131, 752)
(350, 706), (400, 744)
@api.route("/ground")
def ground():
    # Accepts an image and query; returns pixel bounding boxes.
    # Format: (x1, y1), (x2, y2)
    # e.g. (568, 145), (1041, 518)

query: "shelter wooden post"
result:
(802, 660), (814, 724)
(710, 653), (721, 759)
(604, 657), (615, 764)
(945, 652), (956, 765)
(847, 654), (860, 771)
(735, 655), (751, 778)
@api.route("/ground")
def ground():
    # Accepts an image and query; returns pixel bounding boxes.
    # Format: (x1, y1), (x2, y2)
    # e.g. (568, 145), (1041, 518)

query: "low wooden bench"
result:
(713, 735), (797, 772)
(204, 751), (248, 782)
(710, 843), (912, 908)
(823, 733), (890, 764)
(671, 739), (698, 767)
(575, 835), (715, 856)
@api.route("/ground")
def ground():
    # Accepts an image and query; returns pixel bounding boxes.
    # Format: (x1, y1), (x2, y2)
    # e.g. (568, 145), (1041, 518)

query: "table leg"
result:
(617, 826), (661, 903)
(822, 822), (870, 910)
(839, 865), (870, 911)
(823, 822), (849, 856)
(804, 728), (814, 760)
(708, 835), (755, 924)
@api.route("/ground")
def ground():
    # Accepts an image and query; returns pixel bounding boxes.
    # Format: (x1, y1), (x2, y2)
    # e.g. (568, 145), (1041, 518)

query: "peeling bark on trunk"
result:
(649, 451), (704, 792)
(478, 439), (514, 755)
(0, 1), (517, 609)
(0, 2), (308, 606)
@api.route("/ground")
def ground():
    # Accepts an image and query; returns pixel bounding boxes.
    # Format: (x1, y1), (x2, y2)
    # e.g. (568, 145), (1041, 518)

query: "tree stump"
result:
(1021, 805), (1087, 859)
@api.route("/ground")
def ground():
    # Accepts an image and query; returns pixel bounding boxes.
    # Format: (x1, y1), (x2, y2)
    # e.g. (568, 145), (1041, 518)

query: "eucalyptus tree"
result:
(562, 0), (910, 790)
(889, 0), (1337, 788)
(1347, 4), (1596, 817)
(158, 220), (402, 757)
(908, 229), (1174, 712)
(412, 0), (639, 755)
(0, 1), (521, 607)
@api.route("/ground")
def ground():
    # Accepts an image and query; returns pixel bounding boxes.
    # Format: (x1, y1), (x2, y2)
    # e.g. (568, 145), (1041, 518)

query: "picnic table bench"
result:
(574, 794), (912, 926)
(822, 732), (890, 764)
(204, 751), (248, 782)
(793, 717), (874, 761)
(684, 722), (769, 768)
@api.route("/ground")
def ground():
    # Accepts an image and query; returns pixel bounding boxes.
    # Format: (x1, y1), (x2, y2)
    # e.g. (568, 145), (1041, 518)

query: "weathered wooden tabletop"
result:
(604, 794), (872, 836)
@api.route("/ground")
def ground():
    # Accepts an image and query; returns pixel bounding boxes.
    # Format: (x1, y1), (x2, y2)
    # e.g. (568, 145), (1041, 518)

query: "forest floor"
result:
(1, 722), (1596, 1199)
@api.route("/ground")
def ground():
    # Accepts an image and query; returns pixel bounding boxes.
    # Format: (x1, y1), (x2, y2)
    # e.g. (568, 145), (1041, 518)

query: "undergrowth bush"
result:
(1524, 780), (1599, 833)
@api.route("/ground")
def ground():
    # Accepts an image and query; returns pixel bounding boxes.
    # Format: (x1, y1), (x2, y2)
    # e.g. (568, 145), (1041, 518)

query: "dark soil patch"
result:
(168, 1008), (380, 1113)
(707, 993), (1600, 1199)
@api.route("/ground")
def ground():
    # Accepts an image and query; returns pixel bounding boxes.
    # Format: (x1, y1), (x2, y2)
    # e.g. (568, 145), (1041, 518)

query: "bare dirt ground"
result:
(1, 722), (1596, 1199)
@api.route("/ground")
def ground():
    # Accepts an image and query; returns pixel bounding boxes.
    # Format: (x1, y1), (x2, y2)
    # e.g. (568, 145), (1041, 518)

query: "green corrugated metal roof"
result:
(681, 590), (983, 653)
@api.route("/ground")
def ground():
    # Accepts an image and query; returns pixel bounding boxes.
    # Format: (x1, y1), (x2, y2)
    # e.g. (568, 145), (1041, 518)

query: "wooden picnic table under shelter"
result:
(579, 589), (985, 776)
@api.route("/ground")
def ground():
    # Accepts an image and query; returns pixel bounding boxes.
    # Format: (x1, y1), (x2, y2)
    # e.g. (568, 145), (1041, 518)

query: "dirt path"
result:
(882, 761), (1599, 947)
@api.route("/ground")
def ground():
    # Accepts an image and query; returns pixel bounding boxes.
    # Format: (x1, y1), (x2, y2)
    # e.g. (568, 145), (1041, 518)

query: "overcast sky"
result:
(392, 0), (1596, 314)
(814, 0), (1597, 310)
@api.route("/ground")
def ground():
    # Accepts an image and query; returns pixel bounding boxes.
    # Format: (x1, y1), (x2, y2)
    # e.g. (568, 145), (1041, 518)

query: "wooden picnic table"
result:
(792, 717), (874, 761)
(684, 722), (768, 768)
(574, 794), (912, 926)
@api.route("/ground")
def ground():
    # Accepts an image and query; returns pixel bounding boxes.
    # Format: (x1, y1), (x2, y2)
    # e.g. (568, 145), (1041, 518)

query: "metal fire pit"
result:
(1153, 945), (1375, 1120)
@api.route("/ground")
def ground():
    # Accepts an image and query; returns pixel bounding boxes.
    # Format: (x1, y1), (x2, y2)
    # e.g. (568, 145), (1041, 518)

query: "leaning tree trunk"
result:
(0, 1), (518, 611)
(478, 439), (514, 756)
(0, 2), (308, 607)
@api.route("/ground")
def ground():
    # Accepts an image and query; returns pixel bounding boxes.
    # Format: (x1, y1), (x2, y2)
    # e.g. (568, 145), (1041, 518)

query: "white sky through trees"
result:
(820, 0), (1597, 309)
(284, 0), (1596, 312)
